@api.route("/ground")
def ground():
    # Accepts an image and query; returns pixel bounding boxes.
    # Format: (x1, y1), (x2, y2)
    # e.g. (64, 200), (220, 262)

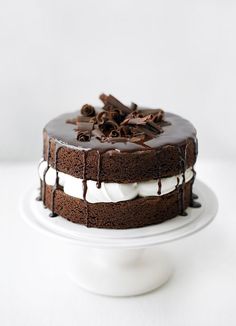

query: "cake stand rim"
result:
(19, 179), (218, 249)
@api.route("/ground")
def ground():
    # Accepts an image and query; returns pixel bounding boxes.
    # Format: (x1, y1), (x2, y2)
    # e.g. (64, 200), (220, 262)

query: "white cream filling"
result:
(39, 160), (193, 203)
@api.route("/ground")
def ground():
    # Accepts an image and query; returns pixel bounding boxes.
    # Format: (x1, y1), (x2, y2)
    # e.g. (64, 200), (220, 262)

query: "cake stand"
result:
(20, 179), (218, 297)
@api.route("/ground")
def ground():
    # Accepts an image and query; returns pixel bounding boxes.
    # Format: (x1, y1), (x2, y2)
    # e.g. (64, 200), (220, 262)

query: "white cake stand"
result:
(20, 180), (218, 297)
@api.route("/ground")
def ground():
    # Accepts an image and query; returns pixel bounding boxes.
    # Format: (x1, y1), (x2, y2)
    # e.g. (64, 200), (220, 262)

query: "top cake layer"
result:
(43, 95), (197, 183)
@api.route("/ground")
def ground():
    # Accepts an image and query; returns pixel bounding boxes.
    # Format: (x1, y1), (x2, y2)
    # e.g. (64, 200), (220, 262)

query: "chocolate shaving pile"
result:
(66, 94), (169, 144)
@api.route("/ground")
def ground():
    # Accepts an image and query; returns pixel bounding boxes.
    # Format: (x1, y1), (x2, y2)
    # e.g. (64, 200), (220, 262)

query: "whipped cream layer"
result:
(39, 160), (193, 203)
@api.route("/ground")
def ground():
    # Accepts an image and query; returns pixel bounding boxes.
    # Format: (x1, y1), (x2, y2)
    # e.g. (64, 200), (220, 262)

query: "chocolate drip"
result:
(192, 193), (198, 200)
(49, 141), (62, 217)
(190, 201), (201, 208)
(42, 138), (50, 206)
(157, 165), (162, 195)
(82, 150), (89, 224)
(177, 142), (188, 216)
(189, 165), (196, 206)
(190, 176), (201, 208)
(189, 140), (201, 208)
(175, 176), (180, 189)
(96, 150), (102, 188)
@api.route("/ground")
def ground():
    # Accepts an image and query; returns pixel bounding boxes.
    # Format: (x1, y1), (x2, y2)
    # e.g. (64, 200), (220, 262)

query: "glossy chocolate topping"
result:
(45, 110), (196, 153)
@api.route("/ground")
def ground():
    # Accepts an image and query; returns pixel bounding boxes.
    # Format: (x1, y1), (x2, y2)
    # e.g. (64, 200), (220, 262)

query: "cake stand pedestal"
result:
(20, 180), (218, 297)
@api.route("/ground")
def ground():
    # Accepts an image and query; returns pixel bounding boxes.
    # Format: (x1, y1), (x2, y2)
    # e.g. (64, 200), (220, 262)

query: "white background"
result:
(0, 0), (236, 161)
(1, 1), (236, 326)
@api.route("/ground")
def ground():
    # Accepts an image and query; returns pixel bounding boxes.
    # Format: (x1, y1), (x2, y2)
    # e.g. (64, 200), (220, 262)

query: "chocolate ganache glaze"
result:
(39, 94), (201, 223)
(45, 104), (196, 153)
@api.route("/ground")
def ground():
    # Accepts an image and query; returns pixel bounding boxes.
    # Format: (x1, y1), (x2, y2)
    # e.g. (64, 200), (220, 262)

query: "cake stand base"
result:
(20, 180), (218, 297)
(67, 247), (172, 296)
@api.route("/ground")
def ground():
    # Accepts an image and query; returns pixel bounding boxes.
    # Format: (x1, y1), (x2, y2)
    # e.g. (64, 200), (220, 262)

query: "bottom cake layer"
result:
(42, 181), (193, 229)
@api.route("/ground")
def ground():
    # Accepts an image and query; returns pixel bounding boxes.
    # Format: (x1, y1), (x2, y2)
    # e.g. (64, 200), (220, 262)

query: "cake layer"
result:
(43, 111), (197, 183)
(43, 181), (192, 229)
(39, 159), (194, 203)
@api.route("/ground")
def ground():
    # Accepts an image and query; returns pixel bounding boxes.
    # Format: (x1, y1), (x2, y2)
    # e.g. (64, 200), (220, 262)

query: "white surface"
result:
(1, 159), (236, 325)
(19, 180), (217, 296)
(0, 1), (236, 161)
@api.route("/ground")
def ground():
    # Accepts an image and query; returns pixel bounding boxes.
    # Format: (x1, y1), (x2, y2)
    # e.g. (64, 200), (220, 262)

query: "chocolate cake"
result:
(37, 94), (201, 229)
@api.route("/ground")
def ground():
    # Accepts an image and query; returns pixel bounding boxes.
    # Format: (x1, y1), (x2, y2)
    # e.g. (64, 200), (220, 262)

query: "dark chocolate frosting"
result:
(45, 110), (196, 152)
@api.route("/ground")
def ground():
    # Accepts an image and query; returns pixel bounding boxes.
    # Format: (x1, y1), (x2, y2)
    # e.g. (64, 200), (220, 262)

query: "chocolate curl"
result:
(146, 121), (163, 134)
(136, 125), (156, 138)
(107, 109), (125, 124)
(89, 116), (97, 123)
(66, 117), (78, 125)
(151, 109), (164, 123)
(119, 125), (132, 137)
(121, 117), (147, 126)
(77, 116), (92, 122)
(130, 134), (146, 143)
(121, 114), (163, 137)
(75, 121), (94, 142)
(142, 114), (154, 121)
(107, 110), (118, 121)
(137, 122), (162, 137)
(129, 126), (145, 137)
(99, 120), (119, 136)
(126, 110), (139, 119)
(130, 102), (138, 111)
(103, 104), (114, 112)
(97, 111), (108, 124)
(66, 116), (91, 125)
(161, 120), (171, 127)
(109, 129), (120, 138)
(81, 104), (95, 117)
(99, 93), (131, 114)
(77, 131), (91, 142)
(76, 121), (94, 131)
(92, 127), (106, 141)
(99, 93), (108, 104)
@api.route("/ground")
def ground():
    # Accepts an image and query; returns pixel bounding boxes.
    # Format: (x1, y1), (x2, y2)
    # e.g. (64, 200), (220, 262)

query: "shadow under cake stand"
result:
(20, 179), (218, 297)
